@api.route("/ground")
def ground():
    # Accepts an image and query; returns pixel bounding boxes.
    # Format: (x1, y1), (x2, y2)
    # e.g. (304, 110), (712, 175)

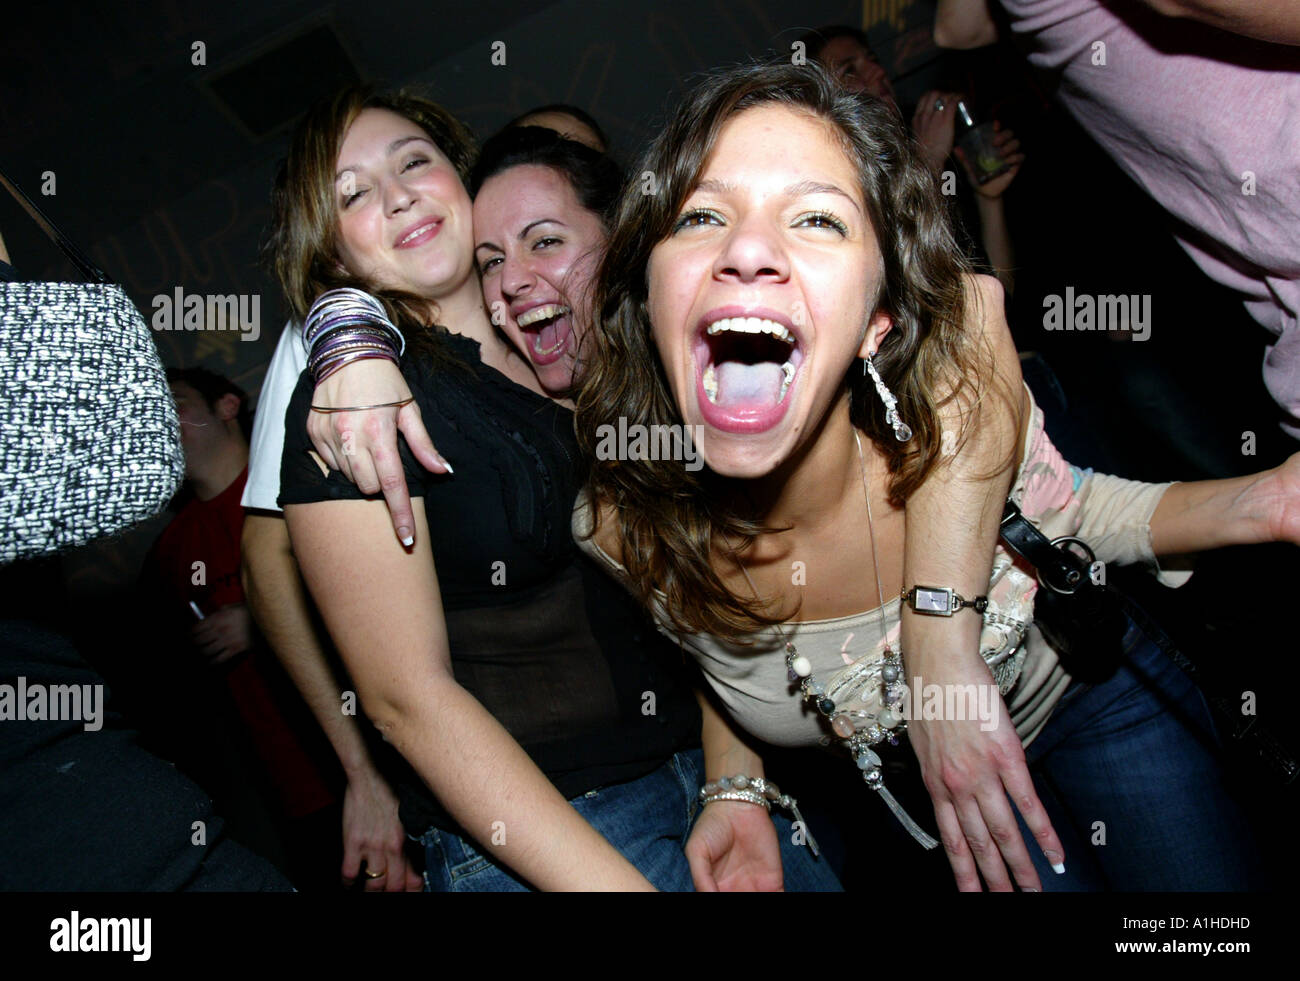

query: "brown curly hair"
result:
(575, 60), (1012, 642)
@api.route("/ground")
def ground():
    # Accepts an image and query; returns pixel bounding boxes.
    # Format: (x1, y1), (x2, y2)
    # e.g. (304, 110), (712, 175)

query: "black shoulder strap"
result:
(0, 167), (111, 284)
(999, 500), (1087, 593)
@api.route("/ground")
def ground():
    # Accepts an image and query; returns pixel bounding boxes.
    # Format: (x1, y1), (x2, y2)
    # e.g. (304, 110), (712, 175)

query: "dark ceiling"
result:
(1, 1), (565, 262)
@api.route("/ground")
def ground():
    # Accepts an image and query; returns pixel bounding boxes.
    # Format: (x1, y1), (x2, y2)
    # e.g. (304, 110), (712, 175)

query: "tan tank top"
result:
(573, 387), (1187, 749)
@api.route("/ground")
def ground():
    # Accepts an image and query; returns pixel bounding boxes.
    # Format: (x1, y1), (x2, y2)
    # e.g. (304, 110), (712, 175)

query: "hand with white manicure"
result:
(308, 357), (453, 547)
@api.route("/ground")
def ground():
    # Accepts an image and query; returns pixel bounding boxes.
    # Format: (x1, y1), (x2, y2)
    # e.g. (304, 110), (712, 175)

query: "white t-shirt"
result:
(241, 320), (307, 512)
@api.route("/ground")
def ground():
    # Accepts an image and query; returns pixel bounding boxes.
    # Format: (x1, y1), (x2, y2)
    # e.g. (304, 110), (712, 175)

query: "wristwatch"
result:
(901, 585), (989, 616)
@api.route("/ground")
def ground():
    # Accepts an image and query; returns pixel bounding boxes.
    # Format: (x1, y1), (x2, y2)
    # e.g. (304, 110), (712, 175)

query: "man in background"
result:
(142, 367), (343, 891)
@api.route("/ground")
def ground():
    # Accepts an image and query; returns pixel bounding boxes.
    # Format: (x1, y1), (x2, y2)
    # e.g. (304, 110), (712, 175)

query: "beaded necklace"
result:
(737, 429), (939, 849)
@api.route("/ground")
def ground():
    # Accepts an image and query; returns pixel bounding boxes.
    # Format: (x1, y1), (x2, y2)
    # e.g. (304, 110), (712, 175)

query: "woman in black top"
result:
(274, 88), (701, 891)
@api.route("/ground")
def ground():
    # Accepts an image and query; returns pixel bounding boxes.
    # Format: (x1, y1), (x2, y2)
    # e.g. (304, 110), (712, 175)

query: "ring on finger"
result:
(934, 98), (946, 111)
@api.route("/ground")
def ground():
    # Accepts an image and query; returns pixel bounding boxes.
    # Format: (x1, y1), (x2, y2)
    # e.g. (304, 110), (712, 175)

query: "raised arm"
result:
(901, 273), (1065, 892)
(284, 492), (656, 891)
(1134, 0), (1300, 46)
(958, 124), (1025, 296)
(938, 0), (1300, 47)
(240, 512), (420, 891)
(934, 0), (999, 49)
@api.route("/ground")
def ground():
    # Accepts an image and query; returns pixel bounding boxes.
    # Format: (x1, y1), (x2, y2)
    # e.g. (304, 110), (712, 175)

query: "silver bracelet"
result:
(700, 789), (770, 810)
(698, 774), (819, 856)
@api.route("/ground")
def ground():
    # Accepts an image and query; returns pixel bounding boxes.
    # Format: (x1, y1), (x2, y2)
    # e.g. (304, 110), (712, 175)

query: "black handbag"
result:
(999, 499), (1298, 788)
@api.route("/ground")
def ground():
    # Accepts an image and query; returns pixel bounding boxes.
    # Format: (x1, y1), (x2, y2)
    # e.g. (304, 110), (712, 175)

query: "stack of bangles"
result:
(699, 774), (819, 856)
(304, 287), (406, 387)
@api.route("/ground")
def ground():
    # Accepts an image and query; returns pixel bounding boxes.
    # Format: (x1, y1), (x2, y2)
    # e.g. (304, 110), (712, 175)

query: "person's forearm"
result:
(975, 195), (1016, 297)
(934, 0), (998, 49)
(241, 514), (375, 777)
(284, 495), (654, 890)
(1149, 469), (1280, 555)
(903, 276), (1024, 676)
(1137, 0), (1300, 46)
(697, 686), (764, 780)
(373, 676), (655, 891)
(902, 465), (1009, 684)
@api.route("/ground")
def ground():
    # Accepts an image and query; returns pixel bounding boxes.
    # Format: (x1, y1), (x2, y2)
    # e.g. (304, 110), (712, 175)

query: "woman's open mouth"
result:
(693, 313), (803, 434)
(517, 302), (573, 366)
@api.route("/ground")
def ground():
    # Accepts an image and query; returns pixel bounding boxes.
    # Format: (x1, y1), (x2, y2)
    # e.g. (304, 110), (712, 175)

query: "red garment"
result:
(148, 466), (337, 819)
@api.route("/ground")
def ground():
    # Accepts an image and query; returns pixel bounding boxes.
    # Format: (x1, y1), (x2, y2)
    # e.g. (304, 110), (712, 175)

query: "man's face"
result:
(170, 381), (227, 476)
(818, 36), (896, 105)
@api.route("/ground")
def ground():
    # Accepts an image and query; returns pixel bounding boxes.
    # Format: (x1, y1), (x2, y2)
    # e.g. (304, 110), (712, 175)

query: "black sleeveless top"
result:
(279, 330), (701, 836)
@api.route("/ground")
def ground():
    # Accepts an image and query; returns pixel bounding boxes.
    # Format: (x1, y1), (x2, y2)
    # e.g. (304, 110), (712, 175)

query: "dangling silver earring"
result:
(864, 353), (912, 442)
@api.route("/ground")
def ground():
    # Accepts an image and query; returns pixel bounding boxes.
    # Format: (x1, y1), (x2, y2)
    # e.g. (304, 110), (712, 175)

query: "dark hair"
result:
(167, 367), (252, 441)
(264, 85), (478, 369)
(797, 24), (876, 63)
(505, 103), (609, 151)
(470, 126), (623, 228)
(576, 59), (1011, 641)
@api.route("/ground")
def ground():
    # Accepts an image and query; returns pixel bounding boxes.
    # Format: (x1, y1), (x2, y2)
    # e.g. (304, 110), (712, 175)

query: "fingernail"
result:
(399, 530), (414, 547)
(1023, 887), (1040, 893)
(441, 458), (454, 474)
(1044, 850), (1065, 874)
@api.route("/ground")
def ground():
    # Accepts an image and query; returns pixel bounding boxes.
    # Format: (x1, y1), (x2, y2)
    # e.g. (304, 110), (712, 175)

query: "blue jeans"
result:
(1015, 616), (1265, 891)
(417, 748), (842, 891)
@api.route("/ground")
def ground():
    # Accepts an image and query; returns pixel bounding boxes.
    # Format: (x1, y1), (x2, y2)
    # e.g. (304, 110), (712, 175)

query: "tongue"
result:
(534, 319), (562, 354)
(716, 361), (782, 407)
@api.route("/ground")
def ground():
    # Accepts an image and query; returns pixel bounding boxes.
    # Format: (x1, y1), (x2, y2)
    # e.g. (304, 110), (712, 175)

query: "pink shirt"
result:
(998, 0), (1300, 433)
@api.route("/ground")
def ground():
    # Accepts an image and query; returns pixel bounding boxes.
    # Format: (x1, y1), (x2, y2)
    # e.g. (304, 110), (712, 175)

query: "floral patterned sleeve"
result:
(1009, 384), (1188, 586)
(973, 388), (1188, 706)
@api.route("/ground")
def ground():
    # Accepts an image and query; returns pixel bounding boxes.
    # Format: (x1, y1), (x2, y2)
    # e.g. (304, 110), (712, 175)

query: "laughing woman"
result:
(305, 109), (1052, 888)
(273, 90), (710, 891)
(574, 61), (1293, 890)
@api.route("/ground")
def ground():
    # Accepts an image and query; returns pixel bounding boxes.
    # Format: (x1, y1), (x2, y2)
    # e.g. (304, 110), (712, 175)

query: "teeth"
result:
(518, 303), (570, 327)
(534, 333), (566, 356)
(399, 221), (439, 245)
(705, 317), (794, 344)
(703, 363), (718, 403)
(778, 361), (795, 402)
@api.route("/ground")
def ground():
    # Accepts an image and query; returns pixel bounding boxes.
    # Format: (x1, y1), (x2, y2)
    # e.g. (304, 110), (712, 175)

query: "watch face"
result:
(916, 588), (950, 613)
